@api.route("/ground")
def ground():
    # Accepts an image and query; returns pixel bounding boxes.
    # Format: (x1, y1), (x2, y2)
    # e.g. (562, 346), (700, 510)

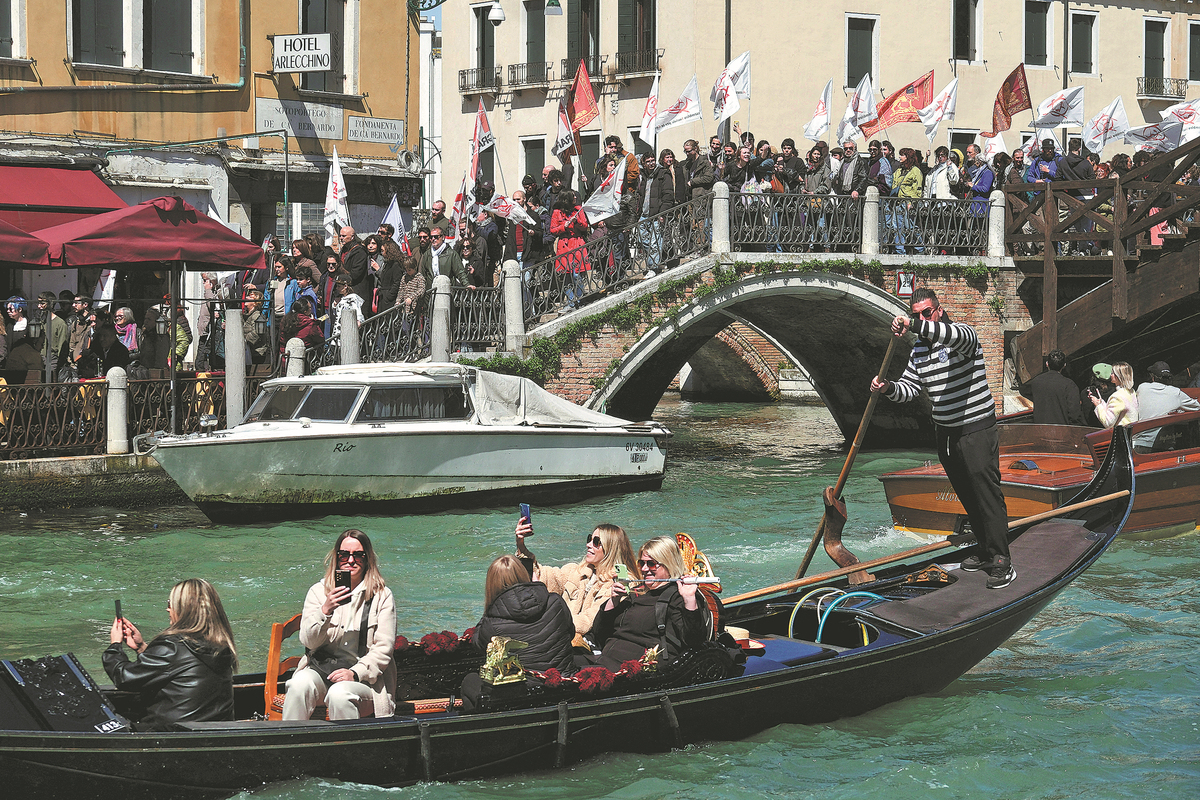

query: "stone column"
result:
(430, 274), (452, 362)
(502, 259), (524, 355)
(988, 190), (1006, 258)
(712, 181), (731, 254)
(285, 338), (306, 376)
(862, 186), (880, 256)
(105, 366), (129, 455)
(339, 304), (361, 365)
(223, 304), (246, 426)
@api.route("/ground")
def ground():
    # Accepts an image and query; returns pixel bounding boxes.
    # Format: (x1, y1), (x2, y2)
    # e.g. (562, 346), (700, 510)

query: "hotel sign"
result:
(273, 33), (333, 73)
(256, 97), (343, 140)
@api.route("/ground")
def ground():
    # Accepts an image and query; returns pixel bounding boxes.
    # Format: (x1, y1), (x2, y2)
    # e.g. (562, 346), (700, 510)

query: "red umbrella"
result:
(0, 218), (51, 268)
(34, 196), (266, 272)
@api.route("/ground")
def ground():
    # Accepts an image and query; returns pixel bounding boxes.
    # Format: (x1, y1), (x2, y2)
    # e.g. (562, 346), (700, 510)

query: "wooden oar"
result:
(733, 489), (1129, 604)
(794, 334), (902, 582)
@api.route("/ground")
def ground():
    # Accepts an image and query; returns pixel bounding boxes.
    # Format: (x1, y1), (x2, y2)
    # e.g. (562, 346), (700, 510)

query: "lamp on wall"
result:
(545, 0), (563, 14)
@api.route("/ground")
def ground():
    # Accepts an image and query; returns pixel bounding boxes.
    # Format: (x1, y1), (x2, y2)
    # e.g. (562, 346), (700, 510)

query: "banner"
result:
(803, 79), (832, 142)
(1083, 96), (1130, 154)
(710, 50), (751, 102)
(918, 78), (958, 143)
(323, 146), (350, 244)
(639, 73), (660, 148)
(982, 64), (1031, 137)
(1160, 97), (1200, 144)
(568, 61), (599, 132)
(580, 156), (627, 225)
(712, 68), (740, 124)
(1031, 86), (1085, 129)
(655, 74), (703, 135)
(551, 98), (576, 157)
(835, 72), (877, 144)
(861, 70), (935, 138)
(484, 194), (536, 227)
(1124, 119), (1184, 152)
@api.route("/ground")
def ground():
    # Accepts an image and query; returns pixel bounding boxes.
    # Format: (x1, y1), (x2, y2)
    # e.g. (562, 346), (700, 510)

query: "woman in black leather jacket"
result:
(103, 578), (237, 731)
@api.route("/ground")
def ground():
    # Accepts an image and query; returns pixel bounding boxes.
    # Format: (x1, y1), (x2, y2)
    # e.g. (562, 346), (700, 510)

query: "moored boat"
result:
(0, 430), (1135, 798)
(136, 363), (671, 523)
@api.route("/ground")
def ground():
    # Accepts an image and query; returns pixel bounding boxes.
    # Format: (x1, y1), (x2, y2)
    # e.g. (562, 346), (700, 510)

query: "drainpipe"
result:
(0, 0), (248, 94)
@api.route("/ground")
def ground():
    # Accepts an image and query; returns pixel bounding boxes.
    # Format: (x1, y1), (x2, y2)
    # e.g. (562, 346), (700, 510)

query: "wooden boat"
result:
(881, 392), (1200, 541)
(0, 430), (1135, 799)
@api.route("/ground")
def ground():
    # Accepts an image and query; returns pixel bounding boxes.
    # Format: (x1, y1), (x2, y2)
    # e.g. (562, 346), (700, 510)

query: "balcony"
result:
(615, 49), (663, 80)
(1137, 76), (1187, 101)
(560, 54), (606, 82)
(508, 61), (552, 92)
(459, 66), (502, 95)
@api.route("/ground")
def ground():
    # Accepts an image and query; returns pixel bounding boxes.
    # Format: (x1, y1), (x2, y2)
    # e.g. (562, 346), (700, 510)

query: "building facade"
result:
(438, 0), (1200, 201)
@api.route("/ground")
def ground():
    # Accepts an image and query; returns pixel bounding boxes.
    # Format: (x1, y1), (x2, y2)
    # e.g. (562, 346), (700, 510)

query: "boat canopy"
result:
(473, 371), (633, 428)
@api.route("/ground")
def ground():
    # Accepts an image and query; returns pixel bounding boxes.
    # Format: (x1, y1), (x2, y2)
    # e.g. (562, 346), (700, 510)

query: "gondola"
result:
(0, 429), (1135, 800)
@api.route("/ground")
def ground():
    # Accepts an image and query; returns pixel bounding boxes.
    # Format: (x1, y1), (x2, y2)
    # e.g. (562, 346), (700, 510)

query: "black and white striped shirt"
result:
(887, 319), (996, 429)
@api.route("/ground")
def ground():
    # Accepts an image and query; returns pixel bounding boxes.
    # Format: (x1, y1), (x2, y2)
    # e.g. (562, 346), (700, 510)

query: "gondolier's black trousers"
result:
(937, 421), (1011, 562)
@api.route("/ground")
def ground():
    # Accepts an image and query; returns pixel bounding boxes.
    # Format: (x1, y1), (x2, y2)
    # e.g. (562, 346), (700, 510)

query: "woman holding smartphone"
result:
(282, 530), (397, 720)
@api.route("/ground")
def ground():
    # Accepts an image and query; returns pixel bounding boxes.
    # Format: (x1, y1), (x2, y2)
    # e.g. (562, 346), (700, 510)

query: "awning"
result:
(0, 166), (127, 232)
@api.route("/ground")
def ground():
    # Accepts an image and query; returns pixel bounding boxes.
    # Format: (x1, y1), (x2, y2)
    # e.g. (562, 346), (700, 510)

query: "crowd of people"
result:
(102, 517), (715, 728)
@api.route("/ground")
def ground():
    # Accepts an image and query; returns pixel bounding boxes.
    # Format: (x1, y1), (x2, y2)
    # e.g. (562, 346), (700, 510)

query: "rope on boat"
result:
(815, 592), (887, 643)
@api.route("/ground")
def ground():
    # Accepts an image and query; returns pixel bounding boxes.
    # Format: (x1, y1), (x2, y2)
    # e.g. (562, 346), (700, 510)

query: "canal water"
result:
(2, 399), (1197, 798)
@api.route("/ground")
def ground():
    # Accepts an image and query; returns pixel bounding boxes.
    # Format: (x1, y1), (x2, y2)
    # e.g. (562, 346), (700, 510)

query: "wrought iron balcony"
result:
(508, 61), (552, 88)
(615, 49), (663, 78)
(560, 54), (606, 81)
(459, 66), (502, 94)
(1137, 76), (1187, 100)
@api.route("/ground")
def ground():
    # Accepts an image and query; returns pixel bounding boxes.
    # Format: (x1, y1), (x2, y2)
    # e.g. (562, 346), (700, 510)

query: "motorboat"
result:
(136, 363), (671, 523)
(881, 392), (1200, 541)
(0, 430), (1135, 798)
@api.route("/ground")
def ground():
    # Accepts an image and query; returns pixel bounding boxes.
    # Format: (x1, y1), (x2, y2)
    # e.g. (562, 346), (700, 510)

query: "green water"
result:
(2, 399), (1197, 798)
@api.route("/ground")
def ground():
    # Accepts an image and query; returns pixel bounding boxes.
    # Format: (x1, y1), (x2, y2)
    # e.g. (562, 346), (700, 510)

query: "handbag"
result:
(305, 594), (374, 683)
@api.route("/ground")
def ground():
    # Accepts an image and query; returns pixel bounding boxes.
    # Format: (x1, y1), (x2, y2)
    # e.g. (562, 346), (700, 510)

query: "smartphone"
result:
(115, 599), (123, 622)
(614, 563), (630, 581)
(335, 570), (352, 604)
(519, 503), (532, 530)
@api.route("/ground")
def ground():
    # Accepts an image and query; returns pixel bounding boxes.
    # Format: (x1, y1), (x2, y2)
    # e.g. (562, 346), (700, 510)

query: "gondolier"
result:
(870, 288), (1015, 589)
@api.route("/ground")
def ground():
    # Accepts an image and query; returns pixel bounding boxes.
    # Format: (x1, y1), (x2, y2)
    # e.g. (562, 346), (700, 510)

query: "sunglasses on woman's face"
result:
(337, 549), (366, 563)
(586, 535), (602, 548)
(637, 558), (661, 571)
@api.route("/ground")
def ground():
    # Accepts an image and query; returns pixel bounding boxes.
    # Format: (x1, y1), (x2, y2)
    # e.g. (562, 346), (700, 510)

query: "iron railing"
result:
(359, 303), (431, 364)
(615, 49), (663, 76)
(508, 61), (552, 86)
(878, 197), (990, 255)
(0, 381), (106, 460)
(1137, 76), (1187, 100)
(451, 287), (505, 351)
(524, 193), (713, 323)
(459, 66), (502, 93)
(730, 193), (863, 252)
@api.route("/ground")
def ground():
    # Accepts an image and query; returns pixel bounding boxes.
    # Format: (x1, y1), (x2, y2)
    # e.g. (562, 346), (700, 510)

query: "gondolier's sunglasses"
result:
(337, 549), (367, 563)
(637, 558), (662, 570)
(586, 535), (603, 548)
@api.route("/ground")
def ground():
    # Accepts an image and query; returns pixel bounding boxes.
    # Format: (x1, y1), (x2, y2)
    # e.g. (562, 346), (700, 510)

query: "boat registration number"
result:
(630, 452), (648, 463)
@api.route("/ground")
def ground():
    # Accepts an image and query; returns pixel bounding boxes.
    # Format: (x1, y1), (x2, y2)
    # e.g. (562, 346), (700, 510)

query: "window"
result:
(846, 15), (877, 88)
(1070, 11), (1097, 75)
(522, 138), (546, 183)
(356, 386), (471, 422)
(1025, 1), (1050, 67)
(302, 0), (345, 93)
(1192, 23), (1200, 82)
(72, 0), (124, 66)
(952, 0), (979, 62)
(1145, 19), (1168, 80)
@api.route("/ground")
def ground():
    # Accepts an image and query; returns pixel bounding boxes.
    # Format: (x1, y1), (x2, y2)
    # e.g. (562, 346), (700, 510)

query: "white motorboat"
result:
(137, 363), (670, 523)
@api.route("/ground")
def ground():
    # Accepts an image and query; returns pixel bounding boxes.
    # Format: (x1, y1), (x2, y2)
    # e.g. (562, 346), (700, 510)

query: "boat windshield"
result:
(294, 388), (364, 422)
(243, 386), (307, 423)
(355, 385), (471, 422)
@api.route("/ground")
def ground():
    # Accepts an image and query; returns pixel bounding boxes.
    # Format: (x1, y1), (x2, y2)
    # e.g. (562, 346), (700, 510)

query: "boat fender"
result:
(1009, 459), (1039, 470)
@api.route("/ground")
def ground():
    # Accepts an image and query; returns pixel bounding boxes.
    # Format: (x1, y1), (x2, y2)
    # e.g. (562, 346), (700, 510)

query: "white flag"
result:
(323, 146), (350, 244)
(803, 79), (833, 142)
(484, 194), (536, 227)
(979, 131), (1008, 166)
(380, 194), (403, 245)
(551, 99), (575, 157)
(1031, 86), (1085, 129)
(1083, 96), (1130, 154)
(580, 156), (627, 225)
(710, 50), (751, 102)
(1124, 118), (1184, 152)
(918, 78), (958, 143)
(655, 74), (703, 135)
(1160, 97), (1200, 144)
(712, 69), (740, 124)
(639, 74), (660, 148)
(835, 73), (878, 144)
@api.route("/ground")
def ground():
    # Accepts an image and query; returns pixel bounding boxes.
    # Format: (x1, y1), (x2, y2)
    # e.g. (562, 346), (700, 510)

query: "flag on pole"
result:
(1083, 96), (1130, 154)
(639, 73), (661, 148)
(918, 78), (958, 143)
(835, 73), (878, 144)
(861, 70), (935, 138)
(380, 194), (404, 246)
(551, 98), (576, 156)
(484, 194), (537, 227)
(1030, 86), (1085, 129)
(1160, 97), (1200, 144)
(323, 146), (350, 244)
(580, 156), (627, 225)
(568, 61), (599, 132)
(655, 74), (703, 135)
(712, 68), (740, 124)
(803, 79), (833, 142)
(979, 131), (1008, 165)
(1124, 118), (1184, 152)
(982, 64), (1031, 137)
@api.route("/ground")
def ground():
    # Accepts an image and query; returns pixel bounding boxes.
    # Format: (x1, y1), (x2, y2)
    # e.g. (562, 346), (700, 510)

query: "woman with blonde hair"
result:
(1091, 361), (1139, 428)
(103, 578), (237, 731)
(588, 536), (708, 671)
(282, 529), (397, 720)
(514, 515), (638, 638)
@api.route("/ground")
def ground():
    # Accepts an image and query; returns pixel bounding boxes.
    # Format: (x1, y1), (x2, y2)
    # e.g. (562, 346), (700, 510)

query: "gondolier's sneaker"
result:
(960, 554), (990, 572)
(985, 556), (1016, 589)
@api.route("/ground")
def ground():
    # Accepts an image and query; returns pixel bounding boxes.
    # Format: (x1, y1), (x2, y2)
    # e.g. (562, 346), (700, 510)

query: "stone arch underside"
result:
(594, 274), (935, 447)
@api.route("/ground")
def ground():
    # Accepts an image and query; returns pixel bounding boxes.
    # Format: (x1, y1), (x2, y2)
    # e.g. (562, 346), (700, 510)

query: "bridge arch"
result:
(589, 271), (933, 446)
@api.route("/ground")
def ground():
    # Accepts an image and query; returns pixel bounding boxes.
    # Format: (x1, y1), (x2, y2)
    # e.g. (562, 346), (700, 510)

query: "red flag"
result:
(568, 61), (599, 132)
(982, 64), (1032, 137)
(860, 71), (935, 138)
